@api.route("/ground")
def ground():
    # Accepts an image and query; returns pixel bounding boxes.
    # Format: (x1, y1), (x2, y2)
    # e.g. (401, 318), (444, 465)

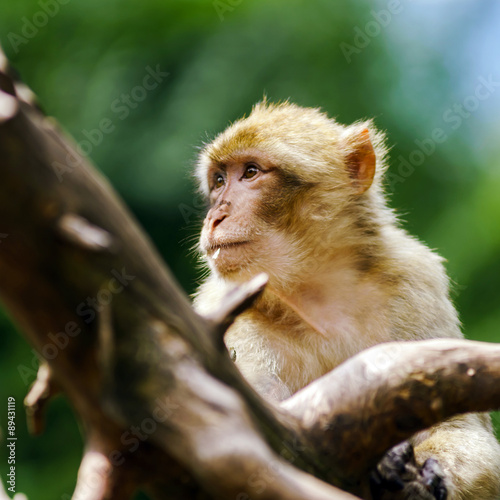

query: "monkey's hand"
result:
(369, 441), (447, 500)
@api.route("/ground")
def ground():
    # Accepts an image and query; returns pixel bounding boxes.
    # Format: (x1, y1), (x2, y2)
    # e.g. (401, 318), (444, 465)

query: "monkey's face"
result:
(199, 150), (297, 280)
(196, 101), (381, 283)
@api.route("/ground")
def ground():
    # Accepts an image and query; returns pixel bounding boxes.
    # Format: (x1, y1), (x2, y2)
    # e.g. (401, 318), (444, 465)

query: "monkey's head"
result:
(195, 101), (388, 285)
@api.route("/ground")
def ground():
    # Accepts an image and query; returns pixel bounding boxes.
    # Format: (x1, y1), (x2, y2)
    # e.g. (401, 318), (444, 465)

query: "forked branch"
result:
(0, 45), (500, 500)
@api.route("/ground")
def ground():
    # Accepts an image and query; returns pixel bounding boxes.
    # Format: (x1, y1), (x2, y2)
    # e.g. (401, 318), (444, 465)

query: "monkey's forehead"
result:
(206, 101), (344, 156)
(195, 101), (383, 195)
(225, 103), (343, 146)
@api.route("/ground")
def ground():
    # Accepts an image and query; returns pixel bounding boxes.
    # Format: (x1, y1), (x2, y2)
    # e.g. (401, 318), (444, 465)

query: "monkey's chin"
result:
(208, 242), (254, 278)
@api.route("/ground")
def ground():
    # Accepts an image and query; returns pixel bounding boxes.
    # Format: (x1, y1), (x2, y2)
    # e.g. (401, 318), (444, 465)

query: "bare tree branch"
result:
(282, 339), (500, 487)
(1, 44), (500, 500)
(0, 46), (355, 500)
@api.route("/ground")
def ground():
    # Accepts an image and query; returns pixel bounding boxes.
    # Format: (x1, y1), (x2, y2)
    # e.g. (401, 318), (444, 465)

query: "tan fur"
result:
(193, 101), (500, 498)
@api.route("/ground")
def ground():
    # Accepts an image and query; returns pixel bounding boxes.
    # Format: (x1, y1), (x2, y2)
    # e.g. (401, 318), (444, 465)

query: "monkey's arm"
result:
(280, 339), (500, 497)
(371, 413), (500, 500)
(412, 413), (500, 499)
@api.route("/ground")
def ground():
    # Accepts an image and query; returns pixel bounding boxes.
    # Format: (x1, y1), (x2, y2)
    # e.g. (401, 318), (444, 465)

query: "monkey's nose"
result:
(211, 213), (227, 230)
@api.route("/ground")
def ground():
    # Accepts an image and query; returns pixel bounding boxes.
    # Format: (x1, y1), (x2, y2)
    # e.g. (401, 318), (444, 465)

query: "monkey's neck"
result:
(262, 251), (390, 342)
(266, 286), (329, 337)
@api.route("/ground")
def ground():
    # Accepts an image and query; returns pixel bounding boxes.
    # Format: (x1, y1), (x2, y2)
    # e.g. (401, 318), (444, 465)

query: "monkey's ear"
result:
(345, 129), (376, 195)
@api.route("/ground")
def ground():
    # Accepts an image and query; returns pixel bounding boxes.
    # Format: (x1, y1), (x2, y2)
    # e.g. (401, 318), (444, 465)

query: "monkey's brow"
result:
(208, 161), (228, 172)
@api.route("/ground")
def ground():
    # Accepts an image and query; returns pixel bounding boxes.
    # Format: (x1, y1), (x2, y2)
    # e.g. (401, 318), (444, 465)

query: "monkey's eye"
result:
(213, 173), (225, 189)
(242, 164), (259, 179)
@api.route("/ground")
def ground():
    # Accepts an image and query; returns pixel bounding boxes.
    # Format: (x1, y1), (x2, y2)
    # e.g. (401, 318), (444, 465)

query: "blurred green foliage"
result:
(0, 0), (499, 498)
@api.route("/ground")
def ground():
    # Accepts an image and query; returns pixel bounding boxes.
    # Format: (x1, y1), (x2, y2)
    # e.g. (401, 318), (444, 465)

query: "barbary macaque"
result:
(193, 101), (500, 499)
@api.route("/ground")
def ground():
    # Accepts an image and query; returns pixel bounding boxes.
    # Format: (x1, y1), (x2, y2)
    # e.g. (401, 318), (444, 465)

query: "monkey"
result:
(192, 100), (500, 499)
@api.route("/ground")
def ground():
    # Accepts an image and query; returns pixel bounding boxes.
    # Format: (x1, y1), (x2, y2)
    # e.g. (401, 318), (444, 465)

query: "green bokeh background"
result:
(0, 0), (500, 498)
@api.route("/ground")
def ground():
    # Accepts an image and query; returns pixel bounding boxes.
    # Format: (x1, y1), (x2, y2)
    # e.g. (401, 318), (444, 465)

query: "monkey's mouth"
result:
(207, 241), (250, 260)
